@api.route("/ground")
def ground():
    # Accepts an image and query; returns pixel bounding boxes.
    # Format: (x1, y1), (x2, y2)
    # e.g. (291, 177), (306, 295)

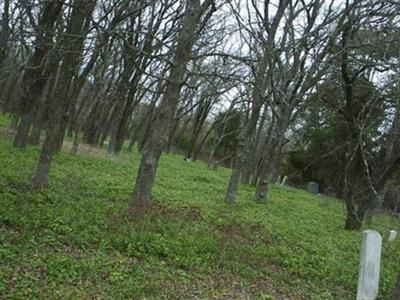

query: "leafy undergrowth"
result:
(1, 115), (399, 299)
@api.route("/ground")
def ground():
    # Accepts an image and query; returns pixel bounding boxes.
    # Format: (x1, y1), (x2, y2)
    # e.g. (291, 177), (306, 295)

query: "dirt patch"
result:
(0, 217), (20, 232)
(216, 221), (267, 245)
(218, 223), (249, 243)
(108, 202), (203, 229)
(1, 178), (35, 193)
(154, 203), (203, 221)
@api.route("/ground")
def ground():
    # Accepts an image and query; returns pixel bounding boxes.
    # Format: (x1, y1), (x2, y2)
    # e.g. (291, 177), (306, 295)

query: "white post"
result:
(281, 175), (288, 186)
(356, 230), (382, 300)
(388, 230), (397, 242)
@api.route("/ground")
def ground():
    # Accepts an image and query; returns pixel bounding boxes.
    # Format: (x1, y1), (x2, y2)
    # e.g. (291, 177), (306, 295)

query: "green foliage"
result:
(0, 114), (399, 299)
(285, 77), (386, 195)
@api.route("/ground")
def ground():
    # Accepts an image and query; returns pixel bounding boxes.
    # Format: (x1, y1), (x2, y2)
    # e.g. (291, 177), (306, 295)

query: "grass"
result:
(0, 114), (399, 299)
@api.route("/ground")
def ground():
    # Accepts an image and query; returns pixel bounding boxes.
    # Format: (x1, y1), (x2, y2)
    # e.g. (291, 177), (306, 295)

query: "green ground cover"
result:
(1, 114), (399, 299)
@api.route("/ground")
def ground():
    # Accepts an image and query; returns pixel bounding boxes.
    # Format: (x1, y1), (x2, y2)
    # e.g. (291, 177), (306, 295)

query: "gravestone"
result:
(388, 230), (397, 242)
(306, 181), (319, 194)
(357, 230), (382, 300)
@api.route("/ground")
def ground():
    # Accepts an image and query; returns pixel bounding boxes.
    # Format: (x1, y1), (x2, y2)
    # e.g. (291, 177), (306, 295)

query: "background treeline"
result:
(0, 0), (399, 230)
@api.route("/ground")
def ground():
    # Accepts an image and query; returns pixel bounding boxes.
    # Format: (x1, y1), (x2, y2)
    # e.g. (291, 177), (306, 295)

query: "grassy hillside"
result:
(1, 114), (399, 299)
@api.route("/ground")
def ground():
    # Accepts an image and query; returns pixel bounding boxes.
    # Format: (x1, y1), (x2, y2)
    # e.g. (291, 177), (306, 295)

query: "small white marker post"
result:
(281, 175), (288, 186)
(388, 230), (397, 242)
(356, 230), (382, 300)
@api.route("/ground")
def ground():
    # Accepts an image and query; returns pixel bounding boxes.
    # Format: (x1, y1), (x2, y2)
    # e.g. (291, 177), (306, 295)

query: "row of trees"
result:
(0, 0), (399, 231)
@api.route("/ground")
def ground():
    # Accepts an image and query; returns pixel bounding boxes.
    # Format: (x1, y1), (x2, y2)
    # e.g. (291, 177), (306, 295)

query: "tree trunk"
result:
(32, 0), (96, 188)
(343, 189), (360, 230)
(340, 20), (373, 231)
(108, 98), (126, 151)
(0, 0), (10, 70)
(208, 142), (218, 168)
(107, 31), (136, 154)
(71, 130), (79, 154)
(1, 71), (21, 114)
(344, 212), (363, 231)
(110, 27), (157, 154)
(84, 102), (103, 144)
(167, 116), (182, 153)
(129, 0), (216, 211)
(112, 92), (140, 154)
(255, 116), (287, 202)
(343, 191), (371, 231)
(10, 114), (18, 130)
(224, 0), (290, 203)
(240, 131), (256, 184)
(187, 101), (211, 159)
(30, 123), (42, 146)
(14, 0), (64, 148)
(32, 130), (56, 188)
(193, 123), (214, 161)
(251, 115), (273, 186)
(29, 74), (53, 145)
(127, 131), (137, 152)
(187, 123), (202, 159)
(225, 131), (247, 204)
(393, 274), (400, 300)
(224, 54), (269, 203)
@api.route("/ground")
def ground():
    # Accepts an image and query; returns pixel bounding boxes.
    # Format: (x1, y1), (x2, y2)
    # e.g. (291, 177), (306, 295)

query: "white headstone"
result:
(388, 230), (397, 242)
(281, 175), (288, 186)
(356, 230), (382, 300)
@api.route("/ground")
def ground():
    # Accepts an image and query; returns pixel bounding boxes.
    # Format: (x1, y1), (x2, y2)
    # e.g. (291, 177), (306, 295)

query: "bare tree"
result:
(224, 0), (290, 204)
(13, 0), (65, 148)
(32, 0), (97, 188)
(129, 0), (216, 211)
(338, 0), (400, 230)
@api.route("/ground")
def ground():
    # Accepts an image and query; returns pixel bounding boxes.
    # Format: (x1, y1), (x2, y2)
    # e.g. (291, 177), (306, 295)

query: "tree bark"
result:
(393, 274), (400, 300)
(344, 198), (364, 231)
(14, 0), (64, 148)
(187, 98), (212, 159)
(224, 0), (289, 204)
(224, 59), (267, 204)
(240, 130), (257, 184)
(0, 0), (10, 70)
(32, 0), (96, 189)
(109, 14), (159, 155)
(107, 30), (138, 154)
(255, 113), (289, 202)
(193, 122), (214, 161)
(112, 84), (141, 154)
(29, 75), (53, 145)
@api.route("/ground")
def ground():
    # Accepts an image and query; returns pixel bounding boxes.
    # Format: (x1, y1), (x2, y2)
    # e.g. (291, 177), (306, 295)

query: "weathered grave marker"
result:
(357, 230), (382, 300)
(306, 181), (319, 194)
(388, 230), (397, 242)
